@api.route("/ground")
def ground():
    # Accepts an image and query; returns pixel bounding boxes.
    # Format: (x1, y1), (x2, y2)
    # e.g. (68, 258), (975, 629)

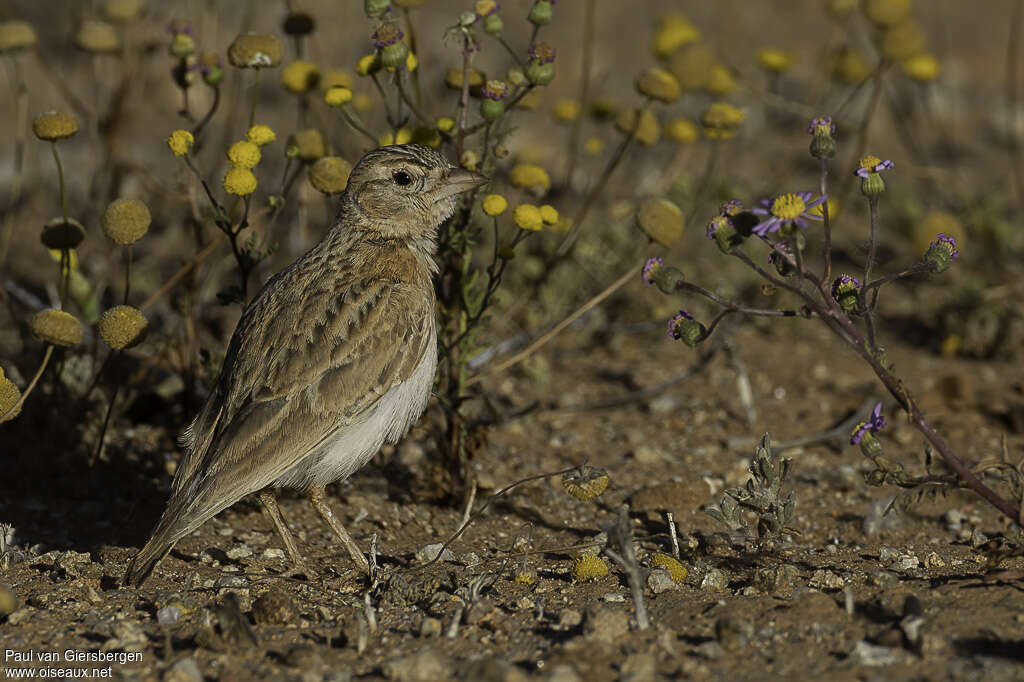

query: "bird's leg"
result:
(258, 488), (317, 579)
(308, 485), (371, 574)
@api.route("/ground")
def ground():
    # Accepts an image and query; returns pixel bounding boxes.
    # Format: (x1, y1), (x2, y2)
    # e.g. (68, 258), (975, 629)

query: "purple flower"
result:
(851, 402), (887, 445)
(642, 257), (663, 285)
(831, 273), (862, 299)
(854, 155), (894, 178)
(706, 215), (730, 240)
(751, 191), (825, 236)
(667, 309), (693, 340)
(808, 116), (836, 136)
(932, 233), (959, 260)
(373, 25), (404, 48)
(720, 199), (743, 216)
(529, 42), (556, 64)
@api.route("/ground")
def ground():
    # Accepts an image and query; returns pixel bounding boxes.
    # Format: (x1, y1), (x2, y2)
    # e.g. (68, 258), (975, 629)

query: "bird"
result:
(124, 144), (487, 586)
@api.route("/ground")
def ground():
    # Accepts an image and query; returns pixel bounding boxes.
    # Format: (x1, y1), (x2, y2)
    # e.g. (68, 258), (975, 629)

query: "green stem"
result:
(0, 345), (54, 422)
(51, 141), (67, 222)
(123, 245), (132, 304)
(248, 69), (261, 128)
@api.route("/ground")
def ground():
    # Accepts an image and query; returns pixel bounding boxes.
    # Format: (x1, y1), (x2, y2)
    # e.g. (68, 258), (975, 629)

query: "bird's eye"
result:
(393, 170), (412, 186)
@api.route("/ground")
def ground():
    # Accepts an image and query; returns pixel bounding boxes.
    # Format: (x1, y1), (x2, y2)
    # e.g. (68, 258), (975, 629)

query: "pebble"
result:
(284, 643), (322, 669)
(157, 606), (182, 627)
(383, 649), (448, 682)
(715, 616), (753, 652)
(602, 593), (626, 602)
(583, 605), (629, 642)
(753, 565), (797, 596)
(415, 543), (455, 564)
(694, 641), (723, 660)
(252, 588), (297, 625)
(226, 546), (252, 560)
(924, 552), (945, 569)
(621, 652), (657, 682)
(108, 619), (148, 652)
(6, 607), (31, 625)
(262, 548), (285, 560)
(419, 617), (442, 638)
(700, 568), (728, 592)
(163, 657), (202, 682)
(850, 640), (902, 667)
(558, 609), (582, 628)
(809, 569), (845, 591)
(545, 664), (581, 682)
(647, 568), (680, 594)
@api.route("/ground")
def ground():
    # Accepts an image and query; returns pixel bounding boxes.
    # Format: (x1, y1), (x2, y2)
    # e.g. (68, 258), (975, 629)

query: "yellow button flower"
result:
(482, 194), (508, 216)
(652, 12), (700, 58)
(509, 164), (551, 192)
(584, 137), (604, 155)
(757, 48), (794, 73)
(436, 117), (456, 134)
(903, 53), (940, 82)
(666, 117), (699, 144)
(355, 54), (379, 76)
(281, 59), (320, 93)
(701, 102), (745, 140)
(246, 124), (276, 147)
(539, 204), (559, 225)
(324, 85), (353, 107)
(513, 204), (544, 231)
(223, 167), (257, 196)
(552, 98), (580, 123)
(227, 140), (261, 169)
(405, 52), (418, 72)
(167, 129), (194, 156)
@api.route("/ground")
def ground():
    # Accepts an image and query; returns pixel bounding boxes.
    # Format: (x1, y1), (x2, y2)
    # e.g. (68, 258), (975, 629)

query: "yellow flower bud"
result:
(32, 111), (78, 141)
(355, 54), (380, 76)
(482, 194), (508, 216)
(701, 102), (745, 140)
(635, 68), (681, 103)
(309, 157), (352, 194)
(287, 129), (326, 162)
(863, 0), (911, 27)
(281, 59), (320, 93)
(584, 137), (604, 155)
(436, 117), (456, 134)
(320, 68), (354, 90)
(902, 53), (940, 82)
(246, 124), (276, 147)
(0, 20), (37, 53)
(324, 86), (353, 107)
(167, 129), (194, 156)
(552, 98), (580, 123)
(878, 21), (925, 62)
(637, 198), (684, 247)
(757, 48), (794, 73)
(405, 52), (418, 72)
(668, 42), (715, 92)
(104, 0), (143, 23)
(706, 64), (737, 95)
(614, 108), (660, 145)
(665, 117), (699, 144)
(651, 553), (688, 583)
(228, 33), (283, 68)
(32, 309), (83, 347)
(539, 204), (559, 225)
(0, 367), (21, 422)
(652, 12), (700, 58)
(227, 140), (261, 169)
(75, 20), (120, 53)
(513, 204), (544, 231)
(102, 198), (151, 245)
(509, 164), (551, 192)
(223, 167), (258, 196)
(98, 305), (148, 350)
(829, 46), (871, 84)
(570, 555), (609, 582)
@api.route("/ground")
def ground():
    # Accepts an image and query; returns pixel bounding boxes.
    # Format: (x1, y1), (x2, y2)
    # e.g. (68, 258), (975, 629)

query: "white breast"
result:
(274, 327), (437, 490)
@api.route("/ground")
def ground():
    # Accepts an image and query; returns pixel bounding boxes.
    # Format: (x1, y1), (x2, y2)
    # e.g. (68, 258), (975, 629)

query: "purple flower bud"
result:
(642, 257), (663, 285)
(850, 402), (887, 445)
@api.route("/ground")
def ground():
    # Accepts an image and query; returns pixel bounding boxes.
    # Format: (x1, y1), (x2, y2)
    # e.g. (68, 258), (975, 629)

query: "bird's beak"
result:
(434, 168), (488, 201)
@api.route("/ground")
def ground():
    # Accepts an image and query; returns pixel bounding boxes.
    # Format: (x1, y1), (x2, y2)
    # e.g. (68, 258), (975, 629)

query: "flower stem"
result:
(0, 345), (54, 422)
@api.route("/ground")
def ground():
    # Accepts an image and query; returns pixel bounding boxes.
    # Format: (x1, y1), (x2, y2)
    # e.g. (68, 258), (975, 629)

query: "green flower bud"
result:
(480, 98), (505, 120)
(924, 233), (959, 273)
(860, 172), (885, 197)
(380, 41), (409, 70)
(484, 14), (503, 35)
(858, 431), (883, 458)
(525, 61), (554, 86)
(528, 0), (553, 26)
(668, 311), (706, 348)
(170, 32), (195, 59)
(830, 274), (862, 314)
(365, 0), (391, 19)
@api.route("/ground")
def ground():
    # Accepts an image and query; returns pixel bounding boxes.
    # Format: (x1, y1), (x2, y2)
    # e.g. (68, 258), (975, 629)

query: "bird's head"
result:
(342, 144), (487, 239)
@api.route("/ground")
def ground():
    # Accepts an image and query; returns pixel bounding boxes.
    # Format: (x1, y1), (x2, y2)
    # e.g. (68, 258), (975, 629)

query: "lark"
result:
(124, 145), (486, 586)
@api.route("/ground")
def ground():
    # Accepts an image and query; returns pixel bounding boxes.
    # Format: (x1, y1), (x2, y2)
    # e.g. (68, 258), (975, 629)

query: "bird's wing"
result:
(171, 255), (434, 526)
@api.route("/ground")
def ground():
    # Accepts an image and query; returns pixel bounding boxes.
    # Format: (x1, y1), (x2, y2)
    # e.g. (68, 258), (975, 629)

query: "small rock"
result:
(900, 615), (924, 646)
(464, 656), (528, 682)
(226, 545), (252, 560)
(383, 649), (449, 682)
(252, 587), (297, 625)
(633, 445), (667, 464)
(924, 552), (945, 569)
(415, 543), (455, 564)
(0, 583), (17, 618)
(6, 607), (31, 625)
(809, 569), (845, 591)
(262, 548), (285, 560)
(465, 598), (495, 625)
(621, 652), (657, 682)
(545, 664), (581, 682)
(583, 605), (629, 642)
(214, 575), (248, 589)
(602, 593), (626, 602)
(164, 657), (202, 682)
(108, 619), (148, 652)
(850, 640), (901, 667)
(944, 509), (964, 532)
(647, 568), (680, 594)
(694, 641), (723, 660)
(753, 565), (797, 596)
(715, 616), (753, 652)
(558, 609), (582, 628)
(866, 570), (900, 587)
(157, 606), (182, 627)
(397, 441), (425, 467)
(700, 568), (728, 592)
(419, 617), (442, 638)
(56, 551), (100, 580)
(284, 643), (321, 669)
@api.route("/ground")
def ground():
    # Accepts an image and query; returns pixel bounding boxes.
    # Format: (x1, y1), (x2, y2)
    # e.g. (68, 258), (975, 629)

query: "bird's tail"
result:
(123, 513), (184, 587)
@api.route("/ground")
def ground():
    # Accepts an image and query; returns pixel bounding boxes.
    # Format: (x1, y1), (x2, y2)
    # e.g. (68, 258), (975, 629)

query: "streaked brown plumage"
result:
(125, 145), (486, 586)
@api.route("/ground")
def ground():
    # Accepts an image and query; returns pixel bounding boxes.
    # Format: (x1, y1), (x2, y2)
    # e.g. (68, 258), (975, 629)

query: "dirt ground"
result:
(2, 310), (1024, 681)
(2, 0), (1024, 680)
